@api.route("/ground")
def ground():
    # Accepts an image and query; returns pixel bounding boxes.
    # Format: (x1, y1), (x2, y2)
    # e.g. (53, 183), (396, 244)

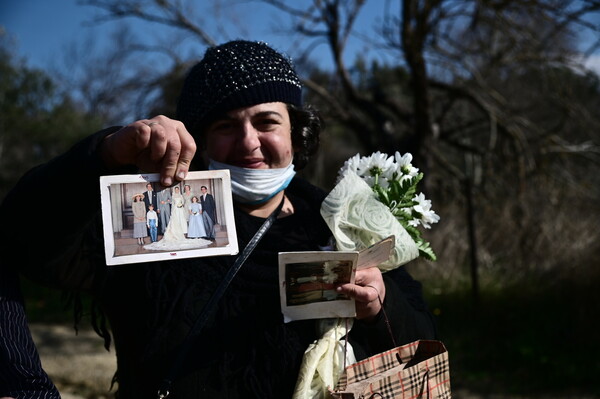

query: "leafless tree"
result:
(66, 0), (600, 294)
(258, 0), (600, 302)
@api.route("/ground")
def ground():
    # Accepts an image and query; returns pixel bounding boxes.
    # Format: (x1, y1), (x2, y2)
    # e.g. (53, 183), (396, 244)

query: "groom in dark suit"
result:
(143, 183), (159, 233)
(200, 186), (217, 224)
(200, 185), (217, 239)
(143, 183), (159, 211)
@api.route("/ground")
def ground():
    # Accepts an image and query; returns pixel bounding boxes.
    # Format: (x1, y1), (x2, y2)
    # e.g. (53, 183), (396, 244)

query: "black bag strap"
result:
(157, 196), (285, 399)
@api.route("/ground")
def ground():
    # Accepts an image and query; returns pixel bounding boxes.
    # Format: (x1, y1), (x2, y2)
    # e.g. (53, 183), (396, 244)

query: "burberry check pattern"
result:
(331, 340), (451, 399)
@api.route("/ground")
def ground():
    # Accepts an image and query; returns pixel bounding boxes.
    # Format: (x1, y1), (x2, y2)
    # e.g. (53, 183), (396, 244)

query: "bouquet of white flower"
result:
(335, 151), (440, 261)
(295, 152), (441, 399)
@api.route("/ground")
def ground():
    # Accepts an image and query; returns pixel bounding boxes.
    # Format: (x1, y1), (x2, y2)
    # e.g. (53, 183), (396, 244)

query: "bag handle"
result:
(364, 285), (402, 364)
(364, 285), (397, 347)
(157, 196), (285, 399)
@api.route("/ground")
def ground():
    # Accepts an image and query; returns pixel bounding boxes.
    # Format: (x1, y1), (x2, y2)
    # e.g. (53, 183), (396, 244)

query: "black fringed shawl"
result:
(1, 127), (436, 399)
(99, 177), (332, 398)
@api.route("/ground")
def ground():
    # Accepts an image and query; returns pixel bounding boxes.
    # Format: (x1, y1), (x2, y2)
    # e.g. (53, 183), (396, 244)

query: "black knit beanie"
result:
(177, 40), (303, 134)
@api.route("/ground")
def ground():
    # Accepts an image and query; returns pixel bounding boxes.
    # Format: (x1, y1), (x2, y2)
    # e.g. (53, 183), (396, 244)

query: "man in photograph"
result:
(143, 183), (158, 211)
(143, 183), (159, 236)
(200, 186), (216, 224)
(157, 185), (172, 235)
(200, 185), (217, 240)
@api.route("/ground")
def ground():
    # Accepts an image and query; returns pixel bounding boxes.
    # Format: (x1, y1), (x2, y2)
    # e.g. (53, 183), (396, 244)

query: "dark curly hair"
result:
(287, 104), (322, 170)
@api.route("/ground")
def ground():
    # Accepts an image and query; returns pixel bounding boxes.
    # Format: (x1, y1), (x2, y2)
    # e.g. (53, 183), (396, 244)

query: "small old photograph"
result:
(278, 251), (358, 322)
(285, 260), (353, 306)
(100, 170), (238, 265)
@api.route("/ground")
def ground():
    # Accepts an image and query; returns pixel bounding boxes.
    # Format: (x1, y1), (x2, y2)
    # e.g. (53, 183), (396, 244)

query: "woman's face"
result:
(205, 102), (293, 169)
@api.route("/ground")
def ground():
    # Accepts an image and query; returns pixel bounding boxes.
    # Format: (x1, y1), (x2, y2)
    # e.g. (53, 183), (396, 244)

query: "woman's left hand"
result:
(336, 267), (385, 322)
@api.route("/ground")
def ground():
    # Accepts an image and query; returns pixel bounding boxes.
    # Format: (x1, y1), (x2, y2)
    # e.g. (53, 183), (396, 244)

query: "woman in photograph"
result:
(187, 196), (208, 239)
(182, 184), (194, 223)
(132, 194), (147, 245)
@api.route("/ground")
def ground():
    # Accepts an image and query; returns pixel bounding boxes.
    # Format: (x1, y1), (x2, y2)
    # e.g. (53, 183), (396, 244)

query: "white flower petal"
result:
(336, 153), (362, 183)
(394, 151), (413, 167)
(413, 193), (440, 228)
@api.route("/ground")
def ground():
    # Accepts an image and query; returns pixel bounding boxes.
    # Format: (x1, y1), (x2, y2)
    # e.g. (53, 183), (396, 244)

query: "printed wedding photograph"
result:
(100, 170), (238, 265)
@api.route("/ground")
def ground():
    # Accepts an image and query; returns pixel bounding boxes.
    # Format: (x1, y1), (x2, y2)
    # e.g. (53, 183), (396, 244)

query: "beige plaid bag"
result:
(329, 340), (451, 399)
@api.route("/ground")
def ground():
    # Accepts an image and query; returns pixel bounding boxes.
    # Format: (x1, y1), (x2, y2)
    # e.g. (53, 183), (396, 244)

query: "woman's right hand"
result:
(100, 116), (197, 187)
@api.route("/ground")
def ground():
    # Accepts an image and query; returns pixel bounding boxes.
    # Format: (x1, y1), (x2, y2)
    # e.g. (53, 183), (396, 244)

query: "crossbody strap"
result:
(157, 196), (285, 399)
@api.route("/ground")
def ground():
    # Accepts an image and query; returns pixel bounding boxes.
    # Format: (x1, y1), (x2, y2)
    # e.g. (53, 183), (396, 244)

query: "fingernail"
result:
(177, 171), (186, 180)
(163, 177), (172, 186)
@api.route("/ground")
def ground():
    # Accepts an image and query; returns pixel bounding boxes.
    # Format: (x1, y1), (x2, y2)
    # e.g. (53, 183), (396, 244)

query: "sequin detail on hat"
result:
(177, 40), (302, 132)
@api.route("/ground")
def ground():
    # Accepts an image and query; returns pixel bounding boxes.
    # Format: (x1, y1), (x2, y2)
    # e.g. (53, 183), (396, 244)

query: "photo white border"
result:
(100, 170), (238, 266)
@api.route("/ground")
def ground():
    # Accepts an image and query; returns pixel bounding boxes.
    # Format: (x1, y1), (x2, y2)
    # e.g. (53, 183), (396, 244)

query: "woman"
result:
(131, 193), (147, 245)
(1, 40), (436, 398)
(186, 196), (208, 239)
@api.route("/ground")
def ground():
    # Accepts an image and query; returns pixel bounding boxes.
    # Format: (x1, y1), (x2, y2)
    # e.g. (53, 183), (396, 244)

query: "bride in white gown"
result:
(164, 186), (187, 240)
(144, 186), (212, 251)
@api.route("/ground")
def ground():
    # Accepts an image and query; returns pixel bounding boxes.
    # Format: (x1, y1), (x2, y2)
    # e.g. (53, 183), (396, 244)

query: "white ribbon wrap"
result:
(293, 319), (356, 399)
(320, 171), (418, 270)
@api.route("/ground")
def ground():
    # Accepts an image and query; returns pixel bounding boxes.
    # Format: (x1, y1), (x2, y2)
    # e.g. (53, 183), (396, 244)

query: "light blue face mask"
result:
(208, 159), (296, 204)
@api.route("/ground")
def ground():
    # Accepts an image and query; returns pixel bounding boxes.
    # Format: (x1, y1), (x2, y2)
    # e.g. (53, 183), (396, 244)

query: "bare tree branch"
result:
(80, 0), (217, 46)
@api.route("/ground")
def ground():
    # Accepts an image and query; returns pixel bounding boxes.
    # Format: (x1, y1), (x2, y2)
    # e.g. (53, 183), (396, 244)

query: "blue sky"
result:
(0, 0), (388, 73)
(1, 0), (599, 75)
(2, 0), (107, 68)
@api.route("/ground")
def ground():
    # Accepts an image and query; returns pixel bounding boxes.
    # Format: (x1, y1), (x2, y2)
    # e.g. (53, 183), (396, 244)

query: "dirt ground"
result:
(32, 323), (590, 399)
(30, 323), (116, 399)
